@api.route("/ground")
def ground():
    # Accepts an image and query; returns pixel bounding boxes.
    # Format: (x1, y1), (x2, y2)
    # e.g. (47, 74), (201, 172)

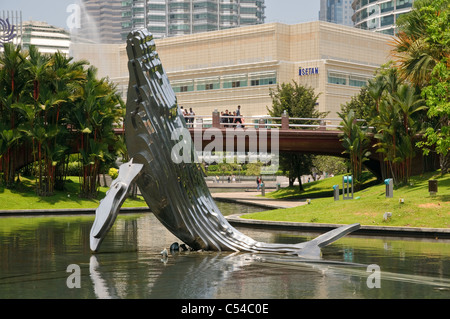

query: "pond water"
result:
(0, 208), (449, 300)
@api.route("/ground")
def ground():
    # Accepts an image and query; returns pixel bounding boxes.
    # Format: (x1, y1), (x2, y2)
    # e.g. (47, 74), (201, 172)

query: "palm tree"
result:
(70, 66), (124, 198)
(366, 74), (386, 113)
(392, 0), (449, 87)
(392, 0), (449, 174)
(393, 84), (427, 182)
(338, 110), (371, 187)
(24, 45), (51, 101)
(0, 43), (27, 186)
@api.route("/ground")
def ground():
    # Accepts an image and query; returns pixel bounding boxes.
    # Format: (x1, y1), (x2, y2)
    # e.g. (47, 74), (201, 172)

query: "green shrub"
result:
(108, 168), (119, 179)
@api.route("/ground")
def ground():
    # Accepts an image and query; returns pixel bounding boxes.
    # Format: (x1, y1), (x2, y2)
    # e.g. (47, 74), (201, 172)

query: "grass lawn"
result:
(243, 171), (450, 229)
(263, 171), (378, 199)
(0, 176), (148, 210)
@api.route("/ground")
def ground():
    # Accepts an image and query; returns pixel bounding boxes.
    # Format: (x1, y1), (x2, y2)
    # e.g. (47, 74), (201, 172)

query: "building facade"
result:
(320, 0), (354, 26)
(20, 21), (70, 56)
(71, 21), (393, 119)
(120, 0), (265, 41)
(352, 0), (415, 35)
(75, 0), (123, 44)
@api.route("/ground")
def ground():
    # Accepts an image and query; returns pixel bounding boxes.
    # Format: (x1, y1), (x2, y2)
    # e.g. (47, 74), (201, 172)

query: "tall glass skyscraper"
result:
(121, 0), (265, 40)
(351, 0), (415, 35)
(76, 0), (123, 43)
(319, 0), (354, 26)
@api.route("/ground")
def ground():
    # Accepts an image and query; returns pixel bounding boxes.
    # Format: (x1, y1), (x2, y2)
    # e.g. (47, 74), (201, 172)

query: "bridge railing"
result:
(182, 111), (350, 130)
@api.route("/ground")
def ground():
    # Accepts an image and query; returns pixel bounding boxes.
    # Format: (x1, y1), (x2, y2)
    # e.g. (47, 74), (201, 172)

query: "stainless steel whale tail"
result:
(89, 28), (360, 255)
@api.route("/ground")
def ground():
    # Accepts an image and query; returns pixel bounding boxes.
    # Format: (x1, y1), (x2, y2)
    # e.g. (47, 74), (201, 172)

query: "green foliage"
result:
(245, 162), (262, 176)
(243, 171), (450, 228)
(312, 156), (348, 176)
(393, 0), (450, 174)
(267, 80), (327, 122)
(342, 62), (428, 185)
(267, 81), (327, 190)
(0, 44), (125, 197)
(337, 110), (371, 186)
(419, 59), (450, 173)
(108, 168), (119, 179)
(340, 87), (376, 120)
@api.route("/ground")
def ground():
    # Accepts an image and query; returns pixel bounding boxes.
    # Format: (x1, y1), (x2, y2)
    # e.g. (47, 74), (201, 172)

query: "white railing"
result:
(182, 114), (350, 130)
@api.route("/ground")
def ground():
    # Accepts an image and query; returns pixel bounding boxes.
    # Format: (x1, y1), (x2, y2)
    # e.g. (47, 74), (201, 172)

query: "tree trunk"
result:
(440, 152), (450, 175)
(288, 177), (295, 187)
(297, 175), (304, 192)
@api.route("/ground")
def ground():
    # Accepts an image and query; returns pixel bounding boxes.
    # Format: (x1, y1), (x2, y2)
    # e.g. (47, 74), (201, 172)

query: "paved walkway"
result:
(211, 191), (306, 209)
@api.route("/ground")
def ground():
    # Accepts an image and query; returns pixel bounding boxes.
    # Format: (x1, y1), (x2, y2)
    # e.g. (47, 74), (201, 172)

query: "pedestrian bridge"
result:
(14, 113), (397, 179)
(179, 113), (382, 177)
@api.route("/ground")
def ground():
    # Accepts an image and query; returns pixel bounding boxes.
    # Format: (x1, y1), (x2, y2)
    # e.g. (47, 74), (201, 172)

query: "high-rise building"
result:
(351, 0), (415, 35)
(121, 0), (266, 41)
(21, 21), (70, 56)
(76, 0), (123, 44)
(320, 0), (354, 26)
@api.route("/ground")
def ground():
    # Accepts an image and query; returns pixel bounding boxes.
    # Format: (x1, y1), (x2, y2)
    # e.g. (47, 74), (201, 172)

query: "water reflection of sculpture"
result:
(90, 29), (360, 258)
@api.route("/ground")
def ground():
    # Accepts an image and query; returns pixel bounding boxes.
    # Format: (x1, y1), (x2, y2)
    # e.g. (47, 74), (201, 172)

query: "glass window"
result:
(241, 7), (257, 14)
(381, 1), (394, 13)
(248, 71), (277, 87)
(349, 75), (368, 87)
(196, 77), (220, 91)
(396, 0), (413, 10)
(172, 80), (195, 93)
(148, 3), (166, 11)
(381, 14), (394, 26)
(148, 26), (166, 33)
(148, 15), (165, 21)
(328, 72), (347, 85)
(380, 28), (395, 35)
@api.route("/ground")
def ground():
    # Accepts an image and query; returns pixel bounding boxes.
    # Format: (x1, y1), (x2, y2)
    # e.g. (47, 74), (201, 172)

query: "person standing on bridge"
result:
(234, 105), (242, 127)
(189, 107), (195, 124)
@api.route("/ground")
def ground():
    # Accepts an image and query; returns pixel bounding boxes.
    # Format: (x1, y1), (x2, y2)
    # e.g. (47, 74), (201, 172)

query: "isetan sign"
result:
(299, 67), (319, 76)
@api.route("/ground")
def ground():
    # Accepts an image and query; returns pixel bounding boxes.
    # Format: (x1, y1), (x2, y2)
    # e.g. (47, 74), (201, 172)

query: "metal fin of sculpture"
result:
(90, 159), (143, 252)
(89, 29), (360, 255)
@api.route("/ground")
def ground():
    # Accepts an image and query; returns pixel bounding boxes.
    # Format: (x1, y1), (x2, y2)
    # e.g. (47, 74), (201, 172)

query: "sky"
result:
(1, 0), (320, 30)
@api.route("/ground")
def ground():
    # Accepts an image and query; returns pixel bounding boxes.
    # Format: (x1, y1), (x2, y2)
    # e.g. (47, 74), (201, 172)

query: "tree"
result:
(71, 66), (123, 198)
(338, 110), (371, 188)
(0, 43), (27, 186)
(340, 86), (377, 120)
(392, 0), (450, 174)
(0, 45), (124, 197)
(418, 61), (450, 174)
(267, 81), (327, 191)
(312, 156), (347, 176)
(392, 0), (449, 87)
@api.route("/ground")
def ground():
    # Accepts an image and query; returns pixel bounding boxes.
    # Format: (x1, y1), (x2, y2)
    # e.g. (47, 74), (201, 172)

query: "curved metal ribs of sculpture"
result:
(90, 29), (360, 256)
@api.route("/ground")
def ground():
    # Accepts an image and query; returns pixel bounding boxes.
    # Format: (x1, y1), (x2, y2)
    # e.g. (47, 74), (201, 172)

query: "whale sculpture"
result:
(90, 29), (360, 256)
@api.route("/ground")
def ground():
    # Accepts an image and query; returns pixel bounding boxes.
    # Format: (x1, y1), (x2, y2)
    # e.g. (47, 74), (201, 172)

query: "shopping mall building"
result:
(71, 21), (393, 119)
